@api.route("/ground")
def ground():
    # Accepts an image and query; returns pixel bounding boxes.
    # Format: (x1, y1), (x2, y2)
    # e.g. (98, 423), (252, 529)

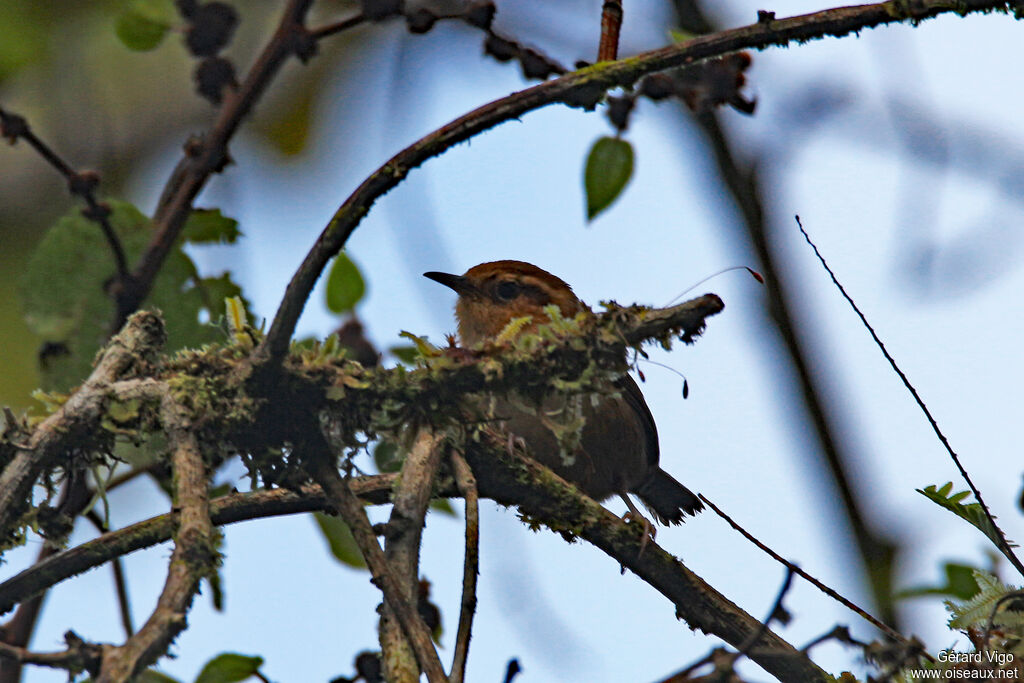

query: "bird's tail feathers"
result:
(636, 470), (703, 525)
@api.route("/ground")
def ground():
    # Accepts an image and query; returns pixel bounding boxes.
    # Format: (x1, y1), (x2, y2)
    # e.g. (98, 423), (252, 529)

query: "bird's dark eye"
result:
(495, 280), (520, 301)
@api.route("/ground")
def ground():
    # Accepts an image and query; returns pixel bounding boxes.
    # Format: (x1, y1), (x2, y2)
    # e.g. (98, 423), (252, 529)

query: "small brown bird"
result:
(424, 260), (703, 526)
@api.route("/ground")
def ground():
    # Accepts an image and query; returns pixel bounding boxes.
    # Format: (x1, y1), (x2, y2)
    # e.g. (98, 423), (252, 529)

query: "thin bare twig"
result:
(597, 1), (623, 62)
(256, 0), (1013, 367)
(449, 453), (478, 683)
(308, 12), (366, 40)
(85, 510), (134, 637)
(794, 216), (1024, 579)
(0, 106), (128, 282)
(699, 494), (916, 651)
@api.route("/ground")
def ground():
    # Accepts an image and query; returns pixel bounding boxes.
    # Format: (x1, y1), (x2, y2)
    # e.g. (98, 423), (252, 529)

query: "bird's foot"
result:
(505, 432), (527, 457)
(619, 494), (656, 555)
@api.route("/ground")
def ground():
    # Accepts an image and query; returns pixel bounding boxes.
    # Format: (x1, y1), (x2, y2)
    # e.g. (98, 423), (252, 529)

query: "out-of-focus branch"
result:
(597, 1), (623, 62)
(0, 107), (128, 283)
(118, 0), (318, 327)
(691, 105), (899, 624)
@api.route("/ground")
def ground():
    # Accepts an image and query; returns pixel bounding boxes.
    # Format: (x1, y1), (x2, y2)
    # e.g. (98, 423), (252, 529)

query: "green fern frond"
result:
(945, 570), (1024, 631)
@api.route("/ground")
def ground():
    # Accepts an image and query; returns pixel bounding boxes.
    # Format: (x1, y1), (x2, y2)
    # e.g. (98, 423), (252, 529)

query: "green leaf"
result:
(193, 653), (264, 683)
(584, 136), (634, 221)
(668, 28), (695, 43)
(373, 440), (402, 473)
(183, 209), (241, 244)
(115, 0), (176, 52)
(325, 252), (366, 314)
(897, 562), (981, 600)
(388, 344), (420, 365)
(313, 512), (366, 569)
(918, 483), (1017, 552)
(136, 670), (183, 683)
(430, 498), (457, 517)
(19, 200), (249, 391)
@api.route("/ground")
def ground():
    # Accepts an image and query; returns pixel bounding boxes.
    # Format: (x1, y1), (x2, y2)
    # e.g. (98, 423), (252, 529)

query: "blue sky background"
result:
(6, 1), (1024, 681)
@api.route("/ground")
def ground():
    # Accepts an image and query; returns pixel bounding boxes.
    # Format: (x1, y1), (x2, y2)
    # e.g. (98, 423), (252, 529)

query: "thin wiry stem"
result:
(699, 493), (919, 652)
(0, 106), (128, 283)
(795, 215), (1024, 579)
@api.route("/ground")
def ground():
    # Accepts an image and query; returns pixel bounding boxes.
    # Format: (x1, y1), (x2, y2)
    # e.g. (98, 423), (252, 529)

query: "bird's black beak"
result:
(423, 271), (475, 296)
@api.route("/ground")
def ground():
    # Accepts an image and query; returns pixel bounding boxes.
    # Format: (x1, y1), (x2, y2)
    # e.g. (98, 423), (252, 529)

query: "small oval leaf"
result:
(313, 511), (367, 569)
(194, 653), (264, 683)
(115, 0), (176, 52)
(135, 670), (183, 683)
(584, 136), (634, 221)
(430, 498), (457, 517)
(183, 208), (241, 244)
(326, 252), (366, 314)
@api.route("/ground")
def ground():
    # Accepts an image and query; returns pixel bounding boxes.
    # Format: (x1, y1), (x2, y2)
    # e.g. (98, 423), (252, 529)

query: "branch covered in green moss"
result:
(0, 311), (166, 551)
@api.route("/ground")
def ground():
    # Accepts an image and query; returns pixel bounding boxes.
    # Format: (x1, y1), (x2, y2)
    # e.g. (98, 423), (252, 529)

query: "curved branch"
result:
(257, 0), (1013, 364)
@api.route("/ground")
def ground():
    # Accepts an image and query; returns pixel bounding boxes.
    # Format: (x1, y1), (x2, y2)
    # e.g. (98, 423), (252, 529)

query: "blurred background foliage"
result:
(0, 0), (361, 409)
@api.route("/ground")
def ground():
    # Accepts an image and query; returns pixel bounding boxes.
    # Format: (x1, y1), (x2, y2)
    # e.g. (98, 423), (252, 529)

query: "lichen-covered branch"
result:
(0, 311), (166, 549)
(96, 395), (216, 682)
(309, 457), (449, 683)
(0, 295), (731, 678)
(461, 433), (828, 683)
(378, 430), (446, 683)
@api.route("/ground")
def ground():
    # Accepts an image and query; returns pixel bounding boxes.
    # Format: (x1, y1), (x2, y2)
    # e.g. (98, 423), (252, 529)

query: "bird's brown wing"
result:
(614, 374), (659, 469)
